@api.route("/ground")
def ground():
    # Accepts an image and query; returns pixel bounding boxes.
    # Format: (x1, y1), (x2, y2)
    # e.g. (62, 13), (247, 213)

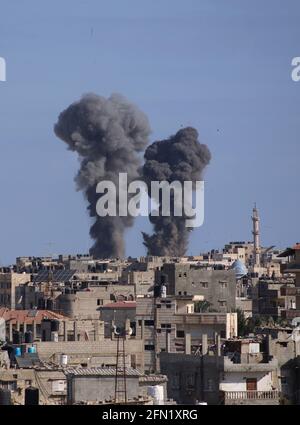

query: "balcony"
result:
(223, 390), (279, 401)
(173, 312), (227, 325)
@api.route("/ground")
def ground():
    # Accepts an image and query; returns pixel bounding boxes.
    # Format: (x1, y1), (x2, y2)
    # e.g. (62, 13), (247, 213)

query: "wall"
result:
(57, 284), (135, 319)
(67, 375), (139, 403)
(0, 272), (31, 309)
(219, 371), (274, 392)
(35, 339), (144, 371)
(159, 352), (221, 405)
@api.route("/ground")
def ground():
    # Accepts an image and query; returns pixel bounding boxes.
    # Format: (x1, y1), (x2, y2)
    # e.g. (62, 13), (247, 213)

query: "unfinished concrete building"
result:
(160, 335), (280, 405)
(156, 263), (236, 313)
(135, 295), (237, 373)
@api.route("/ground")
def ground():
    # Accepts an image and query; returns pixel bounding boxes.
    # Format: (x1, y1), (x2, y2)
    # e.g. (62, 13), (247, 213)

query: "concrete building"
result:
(0, 367), (67, 405)
(34, 338), (144, 370)
(278, 244), (300, 319)
(252, 279), (296, 319)
(0, 271), (31, 309)
(65, 367), (142, 404)
(0, 308), (68, 342)
(135, 296), (237, 373)
(99, 301), (136, 337)
(56, 284), (135, 319)
(160, 335), (280, 405)
(156, 263), (236, 313)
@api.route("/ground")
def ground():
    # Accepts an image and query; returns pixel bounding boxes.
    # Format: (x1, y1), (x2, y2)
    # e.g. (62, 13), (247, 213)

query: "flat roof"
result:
(100, 301), (136, 309)
(64, 367), (142, 377)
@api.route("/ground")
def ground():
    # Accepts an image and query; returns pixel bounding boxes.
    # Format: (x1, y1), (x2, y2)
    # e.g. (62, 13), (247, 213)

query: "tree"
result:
(194, 300), (214, 313)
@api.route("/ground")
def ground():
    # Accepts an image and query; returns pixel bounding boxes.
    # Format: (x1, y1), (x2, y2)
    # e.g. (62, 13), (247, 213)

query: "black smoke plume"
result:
(142, 127), (211, 256)
(54, 93), (150, 258)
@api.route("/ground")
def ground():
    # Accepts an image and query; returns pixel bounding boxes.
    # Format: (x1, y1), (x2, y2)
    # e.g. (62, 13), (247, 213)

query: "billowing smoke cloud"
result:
(54, 93), (151, 258)
(142, 127), (211, 257)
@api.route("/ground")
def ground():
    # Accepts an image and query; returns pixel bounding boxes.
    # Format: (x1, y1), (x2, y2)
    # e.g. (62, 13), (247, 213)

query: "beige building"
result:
(278, 243), (300, 318)
(0, 271), (31, 309)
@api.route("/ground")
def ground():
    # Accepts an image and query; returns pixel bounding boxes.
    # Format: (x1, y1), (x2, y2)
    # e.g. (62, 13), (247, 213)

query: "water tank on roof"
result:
(147, 385), (164, 405)
(25, 387), (39, 405)
(25, 331), (33, 344)
(13, 331), (23, 345)
(51, 320), (60, 332)
(60, 354), (68, 366)
(51, 331), (59, 342)
(154, 285), (161, 298)
(14, 346), (21, 357)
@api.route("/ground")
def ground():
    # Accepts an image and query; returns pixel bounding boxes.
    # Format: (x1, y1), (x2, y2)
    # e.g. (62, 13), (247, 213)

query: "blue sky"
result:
(0, 1), (299, 264)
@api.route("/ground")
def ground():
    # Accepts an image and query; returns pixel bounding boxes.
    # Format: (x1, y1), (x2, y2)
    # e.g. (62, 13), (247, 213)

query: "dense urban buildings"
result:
(0, 208), (300, 405)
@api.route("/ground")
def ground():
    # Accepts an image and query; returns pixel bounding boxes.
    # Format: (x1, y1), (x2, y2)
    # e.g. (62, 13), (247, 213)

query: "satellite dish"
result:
(112, 325), (121, 335)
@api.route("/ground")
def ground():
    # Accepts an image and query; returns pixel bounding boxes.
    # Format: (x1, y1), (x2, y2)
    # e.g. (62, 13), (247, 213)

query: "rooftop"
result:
(0, 308), (68, 324)
(64, 367), (142, 377)
(100, 301), (136, 309)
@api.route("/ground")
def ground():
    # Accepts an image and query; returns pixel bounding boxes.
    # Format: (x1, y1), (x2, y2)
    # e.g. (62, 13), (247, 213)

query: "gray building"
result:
(156, 263), (236, 312)
(65, 367), (142, 404)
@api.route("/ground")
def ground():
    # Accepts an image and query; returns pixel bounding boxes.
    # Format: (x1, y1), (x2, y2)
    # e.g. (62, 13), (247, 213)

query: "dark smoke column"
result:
(142, 127), (211, 256)
(54, 93), (150, 258)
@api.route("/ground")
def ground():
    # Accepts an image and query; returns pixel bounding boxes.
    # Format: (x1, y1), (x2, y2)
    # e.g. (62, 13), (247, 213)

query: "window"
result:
(172, 373), (180, 390)
(161, 324), (171, 329)
(183, 272), (187, 277)
(166, 304), (171, 309)
(97, 299), (103, 306)
(219, 282), (227, 289)
(200, 282), (208, 288)
(156, 304), (161, 308)
(178, 291), (182, 295)
(145, 320), (154, 326)
(186, 374), (195, 389)
(144, 344), (155, 351)
(206, 378), (214, 391)
(218, 300), (227, 307)
(176, 330), (185, 338)
(0, 381), (17, 391)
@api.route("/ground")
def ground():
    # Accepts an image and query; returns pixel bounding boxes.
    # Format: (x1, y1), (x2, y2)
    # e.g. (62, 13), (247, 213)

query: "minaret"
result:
(252, 204), (260, 267)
